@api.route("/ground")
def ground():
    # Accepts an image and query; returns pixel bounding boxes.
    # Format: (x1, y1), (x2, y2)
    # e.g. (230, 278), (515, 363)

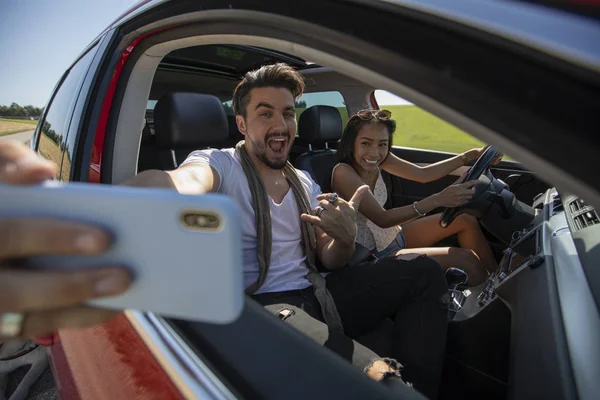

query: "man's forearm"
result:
(120, 168), (214, 195)
(319, 238), (355, 270)
(121, 169), (179, 189)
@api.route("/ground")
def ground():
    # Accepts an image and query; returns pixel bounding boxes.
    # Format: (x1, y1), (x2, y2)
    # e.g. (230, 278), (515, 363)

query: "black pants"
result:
(251, 255), (449, 400)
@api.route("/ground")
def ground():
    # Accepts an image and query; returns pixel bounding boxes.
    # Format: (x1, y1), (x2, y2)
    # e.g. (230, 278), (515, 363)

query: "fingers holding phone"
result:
(0, 269), (131, 340)
(0, 140), (132, 341)
(0, 218), (132, 341)
(1, 138), (243, 332)
(0, 140), (56, 184)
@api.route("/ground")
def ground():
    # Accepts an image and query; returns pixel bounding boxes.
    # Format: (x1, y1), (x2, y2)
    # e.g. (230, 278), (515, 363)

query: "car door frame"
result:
(56, 1), (600, 399)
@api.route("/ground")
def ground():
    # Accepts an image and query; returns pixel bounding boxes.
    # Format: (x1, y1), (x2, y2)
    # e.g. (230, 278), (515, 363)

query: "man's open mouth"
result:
(267, 137), (287, 153)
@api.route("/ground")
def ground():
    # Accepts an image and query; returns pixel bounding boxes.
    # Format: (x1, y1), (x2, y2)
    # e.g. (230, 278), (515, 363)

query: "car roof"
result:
(73, 0), (600, 78)
(161, 44), (321, 78)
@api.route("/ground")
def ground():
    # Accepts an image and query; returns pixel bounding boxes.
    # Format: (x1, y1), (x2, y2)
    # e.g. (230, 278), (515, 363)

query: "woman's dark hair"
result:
(337, 109), (397, 165)
(232, 62), (305, 117)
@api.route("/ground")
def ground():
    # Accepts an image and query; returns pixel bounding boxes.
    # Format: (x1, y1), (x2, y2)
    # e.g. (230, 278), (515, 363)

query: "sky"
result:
(0, 0), (137, 108)
(0, 0), (411, 108)
(297, 90), (412, 108)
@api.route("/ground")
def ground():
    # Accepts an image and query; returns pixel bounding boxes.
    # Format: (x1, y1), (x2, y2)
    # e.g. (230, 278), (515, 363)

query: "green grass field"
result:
(0, 118), (38, 136)
(0, 118), (38, 125)
(297, 105), (485, 155)
(381, 105), (486, 154)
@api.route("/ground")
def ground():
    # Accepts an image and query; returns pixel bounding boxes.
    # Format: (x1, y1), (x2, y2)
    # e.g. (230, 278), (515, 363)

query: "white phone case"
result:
(0, 181), (244, 324)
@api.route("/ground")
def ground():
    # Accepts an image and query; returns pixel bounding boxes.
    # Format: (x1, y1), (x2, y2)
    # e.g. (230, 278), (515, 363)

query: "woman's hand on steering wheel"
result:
(439, 145), (501, 228)
(435, 180), (478, 208)
(463, 147), (503, 166)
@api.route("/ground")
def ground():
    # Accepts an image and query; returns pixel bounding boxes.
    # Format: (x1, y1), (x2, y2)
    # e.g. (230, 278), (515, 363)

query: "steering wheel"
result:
(439, 146), (499, 228)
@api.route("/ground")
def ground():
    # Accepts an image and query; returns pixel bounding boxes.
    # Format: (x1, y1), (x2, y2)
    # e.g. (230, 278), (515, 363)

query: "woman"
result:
(331, 109), (501, 285)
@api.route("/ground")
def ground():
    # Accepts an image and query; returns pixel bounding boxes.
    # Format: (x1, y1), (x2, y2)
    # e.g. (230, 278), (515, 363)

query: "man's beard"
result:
(257, 152), (287, 170)
(248, 131), (291, 170)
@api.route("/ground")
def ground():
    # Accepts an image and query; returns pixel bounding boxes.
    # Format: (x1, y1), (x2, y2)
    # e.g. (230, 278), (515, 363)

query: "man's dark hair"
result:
(232, 63), (305, 117)
(337, 112), (397, 165)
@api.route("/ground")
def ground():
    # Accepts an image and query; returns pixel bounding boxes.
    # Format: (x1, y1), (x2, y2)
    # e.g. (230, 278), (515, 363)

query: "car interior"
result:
(90, 29), (599, 400)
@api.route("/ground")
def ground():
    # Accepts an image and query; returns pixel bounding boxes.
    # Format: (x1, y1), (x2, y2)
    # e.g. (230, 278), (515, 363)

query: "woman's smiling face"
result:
(352, 122), (390, 173)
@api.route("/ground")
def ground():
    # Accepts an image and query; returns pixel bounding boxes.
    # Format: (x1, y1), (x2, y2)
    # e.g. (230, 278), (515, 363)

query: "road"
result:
(0, 129), (35, 143)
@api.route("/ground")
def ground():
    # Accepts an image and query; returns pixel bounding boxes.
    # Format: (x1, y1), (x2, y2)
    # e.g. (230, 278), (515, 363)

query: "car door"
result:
(55, 1), (599, 400)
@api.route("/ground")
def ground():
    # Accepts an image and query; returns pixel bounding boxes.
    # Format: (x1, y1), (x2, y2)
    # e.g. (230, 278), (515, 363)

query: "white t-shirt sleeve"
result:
(309, 179), (321, 210)
(179, 149), (233, 193)
(292, 169), (322, 210)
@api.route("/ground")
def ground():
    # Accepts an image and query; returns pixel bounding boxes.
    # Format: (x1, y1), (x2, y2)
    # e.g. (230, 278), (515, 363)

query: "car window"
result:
(38, 47), (97, 179)
(296, 91), (348, 129)
(373, 90), (486, 154)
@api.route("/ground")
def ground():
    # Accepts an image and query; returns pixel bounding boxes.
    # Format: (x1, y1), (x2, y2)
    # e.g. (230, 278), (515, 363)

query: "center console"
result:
(441, 186), (598, 400)
(449, 189), (550, 321)
(440, 188), (560, 400)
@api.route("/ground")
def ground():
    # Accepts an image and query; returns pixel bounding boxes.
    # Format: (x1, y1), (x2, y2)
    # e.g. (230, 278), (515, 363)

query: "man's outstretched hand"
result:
(301, 185), (369, 246)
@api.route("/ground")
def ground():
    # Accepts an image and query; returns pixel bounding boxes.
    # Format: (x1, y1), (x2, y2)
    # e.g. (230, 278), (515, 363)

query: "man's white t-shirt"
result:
(180, 148), (321, 294)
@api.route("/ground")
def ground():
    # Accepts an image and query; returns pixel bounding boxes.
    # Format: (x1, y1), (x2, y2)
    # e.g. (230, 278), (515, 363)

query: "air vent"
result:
(573, 211), (600, 231)
(569, 198), (586, 213)
(551, 194), (563, 214)
(569, 198), (600, 231)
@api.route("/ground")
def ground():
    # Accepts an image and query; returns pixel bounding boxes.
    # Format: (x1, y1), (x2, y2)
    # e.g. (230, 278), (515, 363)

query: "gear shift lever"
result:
(445, 268), (468, 313)
(445, 267), (468, 289)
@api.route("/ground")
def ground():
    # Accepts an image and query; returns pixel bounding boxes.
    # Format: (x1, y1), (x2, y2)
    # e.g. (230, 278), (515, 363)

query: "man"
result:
(0, 63), (449, 398)
(130, 63), (449, 397)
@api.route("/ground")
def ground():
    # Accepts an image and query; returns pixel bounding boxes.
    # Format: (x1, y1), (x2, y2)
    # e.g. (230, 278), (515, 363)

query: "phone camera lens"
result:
(182, 212), (220, 230)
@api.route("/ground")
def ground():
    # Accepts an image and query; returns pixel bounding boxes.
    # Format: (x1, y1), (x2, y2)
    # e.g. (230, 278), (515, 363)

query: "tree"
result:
(0, 102), (43, 118)
(295, 100), (307, 109)
(24, 105), (42, 117)
(9, 103), (26, 117)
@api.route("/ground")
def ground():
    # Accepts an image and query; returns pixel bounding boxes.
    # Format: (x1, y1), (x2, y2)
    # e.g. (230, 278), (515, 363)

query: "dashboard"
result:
(447, 187), (600, 400)
(543, 189), (600, 400)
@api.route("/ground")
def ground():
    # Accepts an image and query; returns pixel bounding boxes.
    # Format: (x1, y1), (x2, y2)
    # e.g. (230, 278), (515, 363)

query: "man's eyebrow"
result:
(255, 102), (274, 110)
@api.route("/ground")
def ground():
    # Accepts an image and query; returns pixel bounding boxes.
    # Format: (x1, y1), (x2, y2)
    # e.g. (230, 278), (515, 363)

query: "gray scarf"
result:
(236, 141), (344, 333)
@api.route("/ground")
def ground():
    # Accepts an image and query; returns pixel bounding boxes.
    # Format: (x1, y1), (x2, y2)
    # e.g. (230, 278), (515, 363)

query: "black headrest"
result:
(227, 115), (245, 142)
(154, 92), (229, 149)
(141, 119), (152, 142)
(298, 105), (343, 145)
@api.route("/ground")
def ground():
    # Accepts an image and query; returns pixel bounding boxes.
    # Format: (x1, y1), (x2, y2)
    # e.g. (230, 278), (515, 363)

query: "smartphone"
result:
(0, 181), (244, 324)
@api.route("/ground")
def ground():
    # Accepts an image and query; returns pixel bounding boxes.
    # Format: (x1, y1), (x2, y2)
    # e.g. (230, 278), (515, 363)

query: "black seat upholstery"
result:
(151, 92), (230, 170)
(294, 106), (344, 193)
(137, 119), (158, 172)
